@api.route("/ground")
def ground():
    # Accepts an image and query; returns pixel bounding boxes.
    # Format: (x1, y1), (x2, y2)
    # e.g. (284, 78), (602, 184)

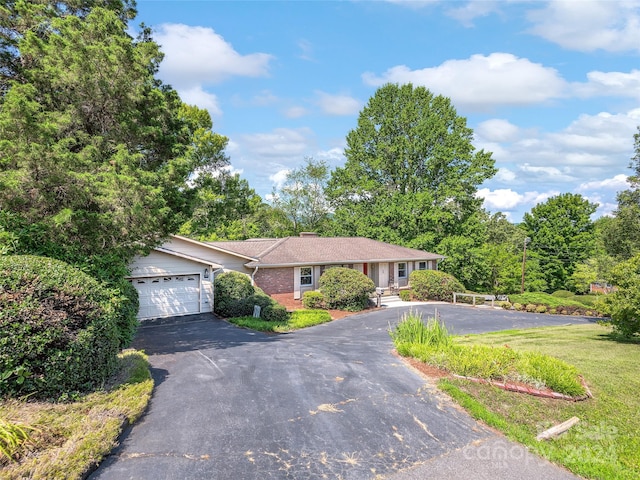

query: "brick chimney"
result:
(299, 232), (318, 238)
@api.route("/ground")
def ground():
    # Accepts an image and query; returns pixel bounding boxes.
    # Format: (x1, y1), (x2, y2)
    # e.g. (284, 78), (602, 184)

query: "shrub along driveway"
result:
(91, 306), (593, 479)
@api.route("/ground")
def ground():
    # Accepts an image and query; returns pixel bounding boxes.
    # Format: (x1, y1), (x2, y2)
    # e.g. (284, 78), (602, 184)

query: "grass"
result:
(442, 324), (640, 480)
(228, 309), (332, 332)
(391, 311), (585, 396)
(509, 292), (592, 309)
(0, 350), (153, 480)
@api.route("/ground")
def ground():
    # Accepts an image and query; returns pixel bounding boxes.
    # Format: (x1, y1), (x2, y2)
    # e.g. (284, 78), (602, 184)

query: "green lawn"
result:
(442, 324), (639, 480)
(228, 309), (332, 332)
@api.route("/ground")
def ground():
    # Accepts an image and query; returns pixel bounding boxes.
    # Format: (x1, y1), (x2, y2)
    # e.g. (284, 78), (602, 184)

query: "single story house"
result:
(128, 233), (444, 320)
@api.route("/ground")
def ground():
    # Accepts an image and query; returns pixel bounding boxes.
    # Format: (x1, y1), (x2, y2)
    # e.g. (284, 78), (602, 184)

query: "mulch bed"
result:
(269, 293), (373, 320)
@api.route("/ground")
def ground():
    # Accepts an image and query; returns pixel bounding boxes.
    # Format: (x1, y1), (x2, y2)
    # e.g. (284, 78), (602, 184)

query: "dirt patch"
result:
(269, 293), (373, 320)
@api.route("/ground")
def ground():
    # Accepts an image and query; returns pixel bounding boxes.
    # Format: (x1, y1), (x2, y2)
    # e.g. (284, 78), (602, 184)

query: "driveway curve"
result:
(91, 305), (592, 480)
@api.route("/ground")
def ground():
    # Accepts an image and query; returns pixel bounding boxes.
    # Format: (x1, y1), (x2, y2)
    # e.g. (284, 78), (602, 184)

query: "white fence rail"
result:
(452, 292), (496, 307)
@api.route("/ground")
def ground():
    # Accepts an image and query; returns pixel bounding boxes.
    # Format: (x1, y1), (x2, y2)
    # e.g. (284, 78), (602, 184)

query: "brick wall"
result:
(254, 267), (294, 295)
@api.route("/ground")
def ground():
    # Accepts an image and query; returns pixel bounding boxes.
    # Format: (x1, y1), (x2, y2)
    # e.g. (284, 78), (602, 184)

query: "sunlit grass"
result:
(443, 324), (640, 479)
(229, 309), (332, 333)
(0, 350), (152, 480)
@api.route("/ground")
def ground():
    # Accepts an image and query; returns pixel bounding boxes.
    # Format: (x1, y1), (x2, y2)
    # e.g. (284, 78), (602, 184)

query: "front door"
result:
(368, 263), (379, 287)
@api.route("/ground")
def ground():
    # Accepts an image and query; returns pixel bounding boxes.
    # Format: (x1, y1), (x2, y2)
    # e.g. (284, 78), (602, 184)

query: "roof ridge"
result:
(253, 236), (289, 259)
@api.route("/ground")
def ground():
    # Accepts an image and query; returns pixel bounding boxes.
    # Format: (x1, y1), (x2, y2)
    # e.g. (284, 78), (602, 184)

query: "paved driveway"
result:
(91, 305), (593, 479)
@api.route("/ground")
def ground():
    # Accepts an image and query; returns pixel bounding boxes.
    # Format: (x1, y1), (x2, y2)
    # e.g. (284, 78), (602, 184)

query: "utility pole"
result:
(521, 237), (531, 294)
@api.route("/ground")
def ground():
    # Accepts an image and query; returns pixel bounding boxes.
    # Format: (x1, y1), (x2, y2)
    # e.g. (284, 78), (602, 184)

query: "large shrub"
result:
(409, 270), (465, 302)
(214, 272), (255, 317)
(213, 272), (286, 319)
(319, 267), (375, 311)
(0, 256), (121, 399)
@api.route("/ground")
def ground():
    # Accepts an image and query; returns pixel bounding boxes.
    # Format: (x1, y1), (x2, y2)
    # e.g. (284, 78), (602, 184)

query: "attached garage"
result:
(132, 274), (201, 319)
(128, 248), (221, 320)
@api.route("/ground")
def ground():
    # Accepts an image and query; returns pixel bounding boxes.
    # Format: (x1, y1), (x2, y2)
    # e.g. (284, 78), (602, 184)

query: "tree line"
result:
(1, 0), (639, 302)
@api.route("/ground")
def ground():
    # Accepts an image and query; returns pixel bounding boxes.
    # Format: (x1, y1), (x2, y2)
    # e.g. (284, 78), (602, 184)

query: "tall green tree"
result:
(180, 171), (266, 241)
(471, 213), (546, 294)
(0, 5), (228, 275)
(271, 157), (331, 235)
(0, 0), (137, 95)
(602, 127), (640, 260)
(522, 193), (597, 292)
(327, 83), (496, 260)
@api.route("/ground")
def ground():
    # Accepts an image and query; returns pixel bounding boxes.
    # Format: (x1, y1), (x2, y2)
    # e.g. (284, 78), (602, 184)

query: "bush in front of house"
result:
(302, 291), (325, 309)
(214, 272), (288, 320)
(409, 270), (465, 302)
(262, 304), (290, 322)
(399, 289), (412, 301)
(319, 267), (375, 311)
(0, 255), (121, 399)
(214, 271), (256, 317)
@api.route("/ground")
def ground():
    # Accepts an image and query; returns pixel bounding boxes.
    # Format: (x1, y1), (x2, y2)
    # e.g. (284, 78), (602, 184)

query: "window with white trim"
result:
(300, 267), (313, 286)
(418, 261), (427, 270)
(398, 262), (407, 278)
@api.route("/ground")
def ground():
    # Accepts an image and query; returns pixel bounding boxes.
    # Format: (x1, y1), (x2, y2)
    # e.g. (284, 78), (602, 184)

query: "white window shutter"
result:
(294, 267), (301, 299)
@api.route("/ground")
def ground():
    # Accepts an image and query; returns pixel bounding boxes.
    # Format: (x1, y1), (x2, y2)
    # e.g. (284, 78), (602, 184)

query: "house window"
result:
(398, 262), (407, 278)
(418, 261), (427, 270)
(300, 267), (313, 286)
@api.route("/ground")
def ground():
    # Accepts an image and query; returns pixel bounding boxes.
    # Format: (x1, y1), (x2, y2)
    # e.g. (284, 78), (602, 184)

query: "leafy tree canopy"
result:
(180, 171), (265, 241)
(0, 5), (228, 274)
(522, 193), (597, 292)
(270, 157), (331, 235)
(601, 126), (640, 260)
(327, 83), (496, 253)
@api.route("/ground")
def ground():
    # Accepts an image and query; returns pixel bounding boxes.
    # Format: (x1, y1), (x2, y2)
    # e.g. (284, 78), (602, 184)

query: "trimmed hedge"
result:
(409, 270), (465, 302)
(0, 255), (122, 399)
(319, 267), (375, 311)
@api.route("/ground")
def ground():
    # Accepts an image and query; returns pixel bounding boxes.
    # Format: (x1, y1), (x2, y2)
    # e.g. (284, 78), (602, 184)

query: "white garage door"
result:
(132, 275), (200, 319)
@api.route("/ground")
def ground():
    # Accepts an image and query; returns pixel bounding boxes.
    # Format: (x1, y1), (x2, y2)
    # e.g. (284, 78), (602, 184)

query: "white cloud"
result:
(476, 188), (559, 211)
(238, 128), (315, 158)
(384, 0), (440, 9)
(575, 70), (640, 99)
(316, 147), (345, 162)
(315, 91), (362, 116)
(577, 174), (630, 192)
(476, 119), (520, 142)
(221, 165), (244, 176)
(362, 53), (567, 111)
(269, 169), (290, 188)
(520, 164), (575, 182)
(527, 0), (640, 53)
(251, 90), (279, 106)
(297, 39), (314, 61)
(495, 168), (517, 183)
(178, 86), (222, 117)
(283, 106), (309, 118)
(154, 24), (273, 88)
(445, 1), (501, 27)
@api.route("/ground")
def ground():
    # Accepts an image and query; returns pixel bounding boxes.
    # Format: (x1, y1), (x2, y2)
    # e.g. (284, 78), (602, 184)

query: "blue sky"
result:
(135, 0), (640, 222)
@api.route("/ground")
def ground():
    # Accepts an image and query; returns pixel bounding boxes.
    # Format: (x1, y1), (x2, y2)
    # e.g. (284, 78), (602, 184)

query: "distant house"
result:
(589, 282), (616, 295)
(128, 233), (444, 320)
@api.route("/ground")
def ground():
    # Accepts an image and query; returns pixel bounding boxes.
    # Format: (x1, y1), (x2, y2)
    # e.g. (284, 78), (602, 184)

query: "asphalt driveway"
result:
(91, 304), (593, 479)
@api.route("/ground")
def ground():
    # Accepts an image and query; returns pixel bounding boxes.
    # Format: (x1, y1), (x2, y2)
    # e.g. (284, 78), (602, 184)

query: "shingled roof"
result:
(208, 236), (443, 268)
